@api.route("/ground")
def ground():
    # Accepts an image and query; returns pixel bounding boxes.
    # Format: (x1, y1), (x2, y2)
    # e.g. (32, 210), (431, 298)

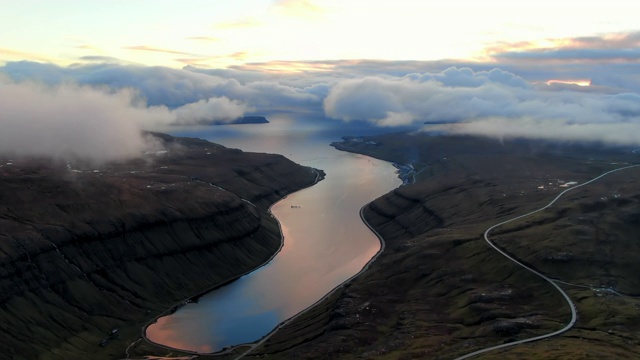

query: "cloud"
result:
(4, 43), (640, 147)
(175, 51), (251, 67)
(487, 31), (640, 56)
(324, 77), (404, 122)
(75, 44), (100, 51)
(440, 115), (640, 146)
(0, 47), (56, 63)
(0, 61), (324, 115)
(0, 79), (172, 162)
(324, 67), (640, 145)
(484, 31), (640, 60)
(0, 77), (254, 162)
(123, 45), (199, 57)
(214, 17), (261, 29)
(232, 60), (338, 74)
(324, 67), (532, 125)
(226, 55), (640, 94)
(271, 0), (326, 19)
(378, 112), (415, 127)
(406, 67), (531, 89)
(79, 55), (131, 64)
(186, 36), (220, 42)
(495, 48), (640, 61)
(173, 97), (250, 124)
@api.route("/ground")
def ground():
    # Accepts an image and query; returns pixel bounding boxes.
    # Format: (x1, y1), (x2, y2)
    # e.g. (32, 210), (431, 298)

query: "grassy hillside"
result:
(250, 133), (640, 359)
(0, 133), (320, 360)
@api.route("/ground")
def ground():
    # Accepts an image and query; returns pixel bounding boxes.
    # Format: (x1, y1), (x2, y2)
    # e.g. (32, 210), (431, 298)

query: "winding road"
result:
(133, 168), (322, 359)
(133, 163), (638, 359)
(454, 163), (640, 360)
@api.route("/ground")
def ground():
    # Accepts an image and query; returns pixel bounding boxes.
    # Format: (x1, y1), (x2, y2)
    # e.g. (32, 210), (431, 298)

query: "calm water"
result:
(145, 116), (401, 352)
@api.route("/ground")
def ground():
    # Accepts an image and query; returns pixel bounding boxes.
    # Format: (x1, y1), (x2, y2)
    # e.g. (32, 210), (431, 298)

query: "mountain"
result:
(0, 132), (320, 359)
(255, 133), (640, 359)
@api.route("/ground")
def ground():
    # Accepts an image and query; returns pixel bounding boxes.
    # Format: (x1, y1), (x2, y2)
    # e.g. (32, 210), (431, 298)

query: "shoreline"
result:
(137, 167), (324, 357)
(140, 154), (400, 359)
(230, 184), (394, 360)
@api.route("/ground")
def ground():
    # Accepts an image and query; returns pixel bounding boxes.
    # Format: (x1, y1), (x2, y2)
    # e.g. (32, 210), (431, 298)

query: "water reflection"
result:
(146, 116), (401, 352)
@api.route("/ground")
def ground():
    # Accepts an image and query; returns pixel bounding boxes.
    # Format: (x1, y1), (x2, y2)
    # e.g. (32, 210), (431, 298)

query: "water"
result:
(145, 116), (402, 353)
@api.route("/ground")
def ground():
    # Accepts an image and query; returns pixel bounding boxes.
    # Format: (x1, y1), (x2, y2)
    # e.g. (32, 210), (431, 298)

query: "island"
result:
(210, 115), (270, 125)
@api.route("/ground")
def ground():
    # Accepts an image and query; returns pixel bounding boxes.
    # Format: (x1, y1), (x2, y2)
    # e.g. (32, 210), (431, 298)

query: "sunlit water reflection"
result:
(145, 116), (402, 352)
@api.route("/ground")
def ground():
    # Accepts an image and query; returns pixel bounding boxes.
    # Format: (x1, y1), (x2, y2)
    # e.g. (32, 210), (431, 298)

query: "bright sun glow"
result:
(546, 79), (592, 87)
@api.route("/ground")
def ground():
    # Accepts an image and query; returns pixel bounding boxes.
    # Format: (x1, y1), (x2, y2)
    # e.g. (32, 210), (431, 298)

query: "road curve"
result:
(454, 164), (640, 360)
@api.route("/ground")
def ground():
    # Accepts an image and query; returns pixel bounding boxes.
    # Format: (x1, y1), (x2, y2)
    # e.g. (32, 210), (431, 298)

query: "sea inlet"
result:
(145, 116), (401, 352)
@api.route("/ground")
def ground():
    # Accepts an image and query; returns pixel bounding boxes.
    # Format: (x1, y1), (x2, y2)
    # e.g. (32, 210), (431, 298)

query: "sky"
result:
(1, 0), (640, 161)
(2, 0), (638, 68)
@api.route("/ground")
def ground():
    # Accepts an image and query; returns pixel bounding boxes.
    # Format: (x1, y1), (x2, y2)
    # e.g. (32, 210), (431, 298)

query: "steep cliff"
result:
(0, 133), (320, 359)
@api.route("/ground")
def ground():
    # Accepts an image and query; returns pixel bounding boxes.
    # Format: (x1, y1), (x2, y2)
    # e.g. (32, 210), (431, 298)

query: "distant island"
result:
(210, 115), (269, 125)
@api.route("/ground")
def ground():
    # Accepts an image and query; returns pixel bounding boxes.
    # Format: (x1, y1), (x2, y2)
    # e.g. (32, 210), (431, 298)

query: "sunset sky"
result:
(2, 0), (638, 68)
(2, 0), (640, 161)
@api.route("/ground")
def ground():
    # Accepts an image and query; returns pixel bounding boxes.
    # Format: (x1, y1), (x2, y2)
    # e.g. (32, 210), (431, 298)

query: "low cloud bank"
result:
(3, 59), (640, 152)
(324, 67), (640, 145)
(323, 68), (534, 126)
(0, 79), (252, 162)
(439, 116), (640, 146)
(0, 80), (163, 162)
(173, 96), (249, 124)
(2, 61), (324, 113)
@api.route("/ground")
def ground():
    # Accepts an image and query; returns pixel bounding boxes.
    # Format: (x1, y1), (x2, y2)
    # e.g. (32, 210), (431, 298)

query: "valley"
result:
(0, 133), (319, 360)
(249, 133), (640, 359)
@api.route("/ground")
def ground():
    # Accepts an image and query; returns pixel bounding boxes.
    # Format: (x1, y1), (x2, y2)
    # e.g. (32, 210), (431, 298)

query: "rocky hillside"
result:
(0, 133), (320, 360)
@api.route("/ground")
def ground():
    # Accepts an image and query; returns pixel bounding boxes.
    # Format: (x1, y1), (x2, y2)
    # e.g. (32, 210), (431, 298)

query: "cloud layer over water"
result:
(2, 61), (323, 111)
(0, 78), (255, 162)
(2, 30), (640, 162)
(0, 80), (167, 162)
(324, 67), (640, 144)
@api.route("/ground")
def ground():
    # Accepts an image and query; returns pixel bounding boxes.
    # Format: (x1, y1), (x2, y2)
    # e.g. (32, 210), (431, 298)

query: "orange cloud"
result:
(74, 44), (104, 53)
(0, 47), (55, 63)
(234, 60), (336, 73)
(483, 31), (640, 61)
(271, 0), (326, 19)
(546, 79), (592, 87)
(558, 32), (640, 49)
(175, 51), (251, 67)
(123, 45), (198, 56)
(482, 39), (558, 58)
(214, 17), (261, 29)
(186, 36), (220, 42)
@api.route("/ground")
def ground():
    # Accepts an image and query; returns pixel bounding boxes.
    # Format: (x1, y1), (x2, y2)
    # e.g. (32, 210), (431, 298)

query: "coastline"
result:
(139, 154), (401, 359)
(254, 133), (640, 359)
(230, 181), (396, 360)
(0, 133), (327, 360)
(138, 167), (324, 356)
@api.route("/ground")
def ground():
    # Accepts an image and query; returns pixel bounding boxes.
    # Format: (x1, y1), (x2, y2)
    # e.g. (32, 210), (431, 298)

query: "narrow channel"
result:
(145, 117), (402, 353)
